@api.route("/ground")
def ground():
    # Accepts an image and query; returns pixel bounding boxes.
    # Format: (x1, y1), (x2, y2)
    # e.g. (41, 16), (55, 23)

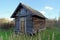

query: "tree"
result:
(0, 18), (15, 30)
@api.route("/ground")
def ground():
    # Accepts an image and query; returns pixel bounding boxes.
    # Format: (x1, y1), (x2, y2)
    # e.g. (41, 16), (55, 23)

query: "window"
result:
(20, 8), (26, 14)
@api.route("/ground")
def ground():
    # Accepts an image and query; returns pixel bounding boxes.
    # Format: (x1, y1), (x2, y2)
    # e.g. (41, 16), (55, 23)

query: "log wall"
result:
(32, 17), (45, 32)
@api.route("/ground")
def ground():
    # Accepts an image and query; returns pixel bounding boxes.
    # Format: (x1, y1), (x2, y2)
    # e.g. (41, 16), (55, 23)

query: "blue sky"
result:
(0, 0), (60, 20)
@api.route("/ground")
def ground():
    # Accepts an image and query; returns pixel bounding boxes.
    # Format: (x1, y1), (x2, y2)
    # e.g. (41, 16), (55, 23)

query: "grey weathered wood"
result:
(26, 15), (33, 34)
(11, 3), (46, 34)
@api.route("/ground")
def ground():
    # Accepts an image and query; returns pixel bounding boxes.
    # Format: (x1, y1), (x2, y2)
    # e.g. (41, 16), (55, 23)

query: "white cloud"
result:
(45, 6), (53, 10)
(40, 11), (46, 14)
(39, 6), (53, 15)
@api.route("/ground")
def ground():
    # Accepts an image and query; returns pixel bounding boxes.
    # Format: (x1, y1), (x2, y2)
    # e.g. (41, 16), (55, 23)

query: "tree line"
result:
(0, 17), (60, 30)
(0, 18), (15, 30)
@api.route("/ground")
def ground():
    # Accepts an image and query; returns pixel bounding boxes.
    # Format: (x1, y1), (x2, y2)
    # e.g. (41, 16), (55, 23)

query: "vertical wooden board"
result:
(15, 18), (20, 33)
(26, 15), (33, 34)
(20, 17), (26, 33)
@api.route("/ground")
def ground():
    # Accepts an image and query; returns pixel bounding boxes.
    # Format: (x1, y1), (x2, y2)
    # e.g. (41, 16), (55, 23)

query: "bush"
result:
(0, 18), (15, 30)
(1, 22), (15, 30)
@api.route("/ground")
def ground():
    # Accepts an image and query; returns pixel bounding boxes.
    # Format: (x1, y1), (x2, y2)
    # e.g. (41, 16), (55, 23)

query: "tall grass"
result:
(0, 26), (60, 40)
(0, 30), (55, 40)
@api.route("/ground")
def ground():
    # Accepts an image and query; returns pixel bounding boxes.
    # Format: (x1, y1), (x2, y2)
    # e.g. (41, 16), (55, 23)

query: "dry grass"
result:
(0, 26), (60, 40)
(0, 31), (55, 40)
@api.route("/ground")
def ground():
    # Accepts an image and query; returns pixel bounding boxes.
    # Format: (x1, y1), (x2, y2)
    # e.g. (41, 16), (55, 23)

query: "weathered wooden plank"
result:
(32, 17), (45, 33)
(26, 15), (33, 34)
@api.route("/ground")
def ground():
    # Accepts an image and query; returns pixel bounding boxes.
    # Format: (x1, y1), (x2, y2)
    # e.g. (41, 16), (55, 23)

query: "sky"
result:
(0, 0), (60, 20)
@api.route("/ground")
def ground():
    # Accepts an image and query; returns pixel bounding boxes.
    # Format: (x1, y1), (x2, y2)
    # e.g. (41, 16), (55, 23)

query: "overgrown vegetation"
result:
(0, 26), (60, 40)
(0, 18), (15, 30)
(0, 18), (60, 40)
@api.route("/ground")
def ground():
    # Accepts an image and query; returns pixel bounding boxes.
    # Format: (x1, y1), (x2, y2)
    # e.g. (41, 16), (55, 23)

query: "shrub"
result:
(0, 18), (15, 30)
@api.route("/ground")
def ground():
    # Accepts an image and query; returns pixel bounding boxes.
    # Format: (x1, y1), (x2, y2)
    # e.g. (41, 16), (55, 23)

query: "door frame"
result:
(20, 17), (26, 33)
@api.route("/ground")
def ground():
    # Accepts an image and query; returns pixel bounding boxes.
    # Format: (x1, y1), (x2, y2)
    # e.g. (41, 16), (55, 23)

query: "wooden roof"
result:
(11, 3), (46, 18)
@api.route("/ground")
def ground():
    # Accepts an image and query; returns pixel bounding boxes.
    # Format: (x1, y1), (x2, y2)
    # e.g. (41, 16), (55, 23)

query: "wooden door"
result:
(20, 17), (25, 33)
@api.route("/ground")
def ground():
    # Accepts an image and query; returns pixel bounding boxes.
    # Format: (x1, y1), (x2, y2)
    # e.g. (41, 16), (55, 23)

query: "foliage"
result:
(0, 26), (60, 40)
(46, 18), (57, 28)
(0, 18), (15, 30)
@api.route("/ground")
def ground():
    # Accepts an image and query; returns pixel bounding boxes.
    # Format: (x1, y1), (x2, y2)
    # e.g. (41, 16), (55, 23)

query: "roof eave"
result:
(11, 3), (22, 18)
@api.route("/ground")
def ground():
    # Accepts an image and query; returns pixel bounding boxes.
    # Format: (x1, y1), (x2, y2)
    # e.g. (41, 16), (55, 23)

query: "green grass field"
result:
(0, 26), (60, 40)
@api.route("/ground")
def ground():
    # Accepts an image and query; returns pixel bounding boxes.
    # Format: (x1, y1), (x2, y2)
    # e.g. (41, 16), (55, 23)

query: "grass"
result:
(0, 26), (60, 40)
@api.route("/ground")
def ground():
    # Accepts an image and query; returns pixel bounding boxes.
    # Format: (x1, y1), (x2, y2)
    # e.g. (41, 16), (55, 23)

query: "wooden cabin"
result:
(11, 3), (46, 34)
